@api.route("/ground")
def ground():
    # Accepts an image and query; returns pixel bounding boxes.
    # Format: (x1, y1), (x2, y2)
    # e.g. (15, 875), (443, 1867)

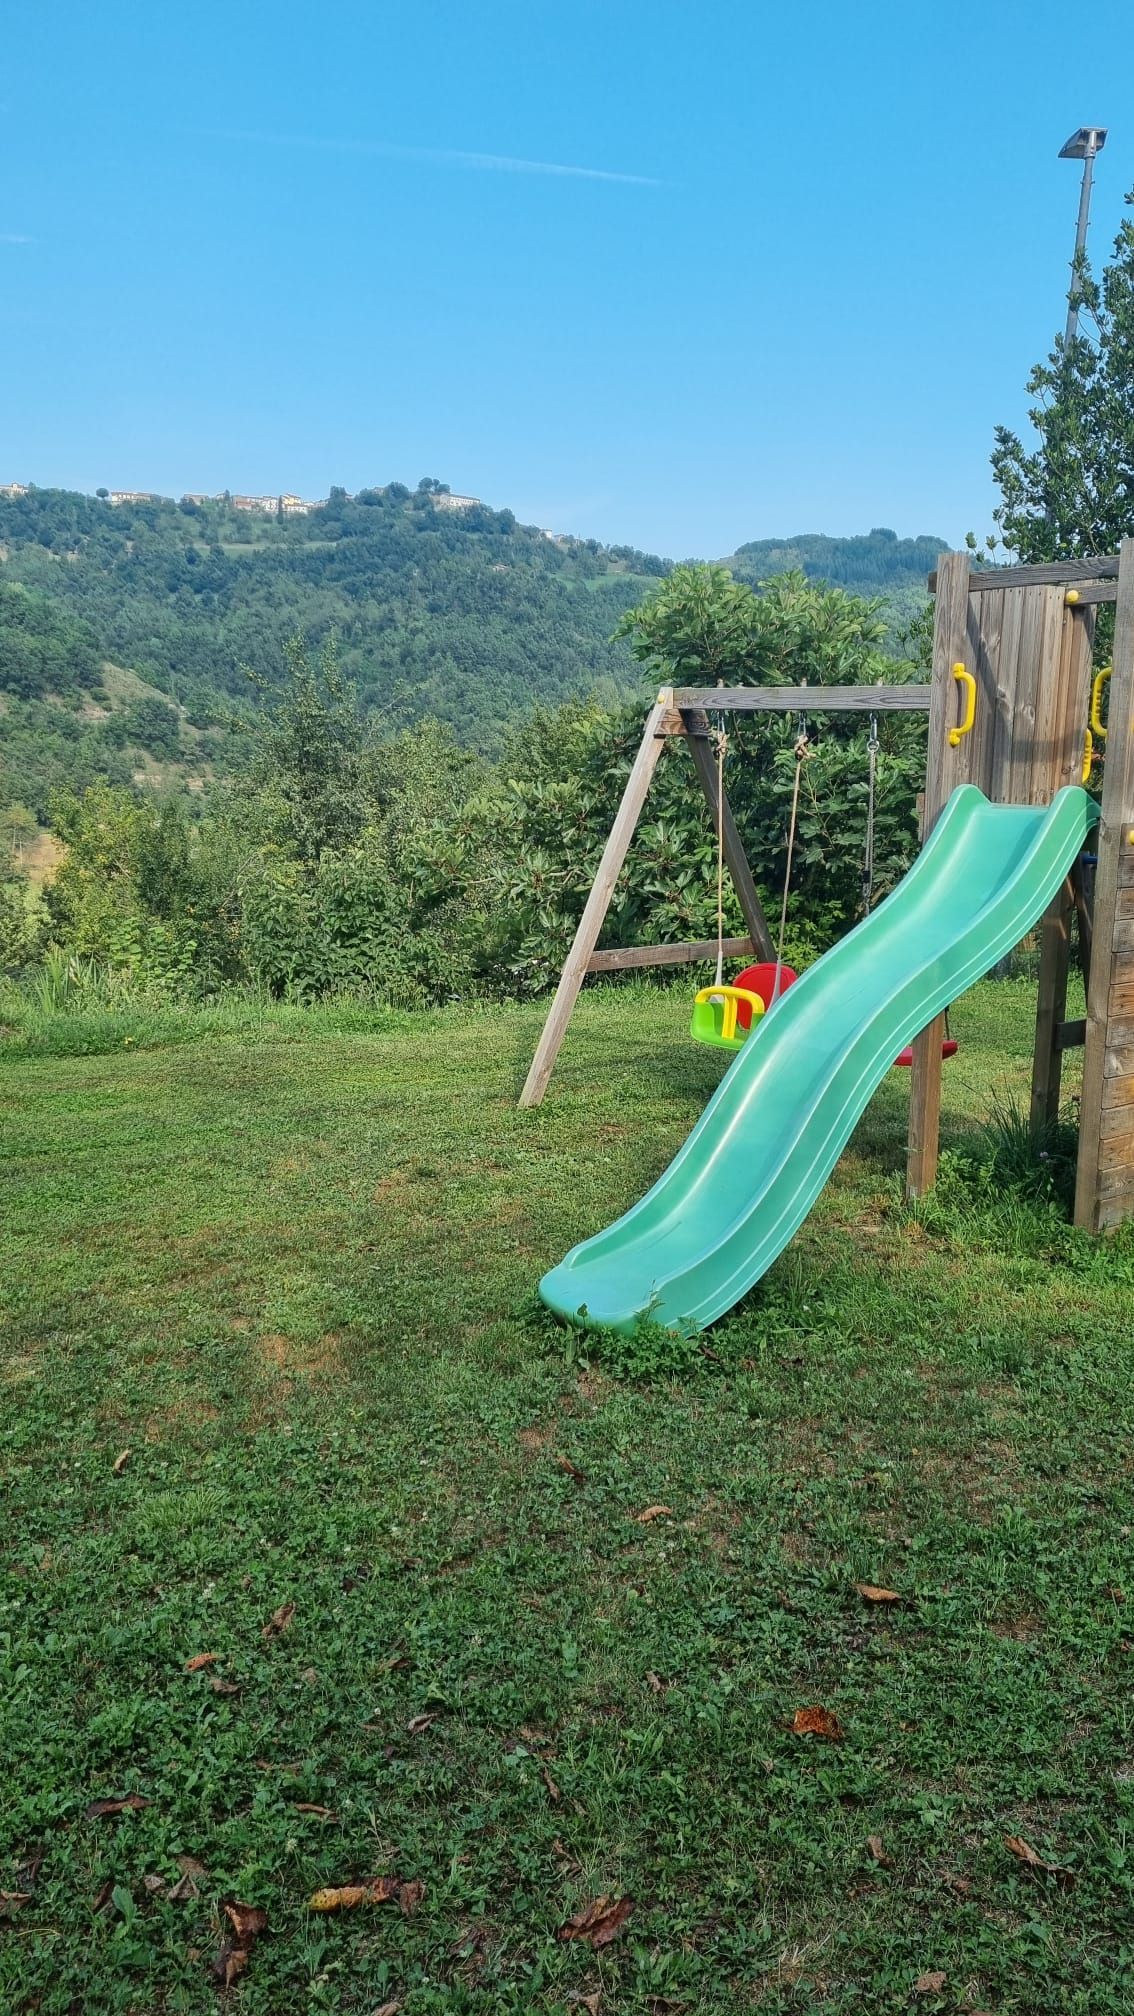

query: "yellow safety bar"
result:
(949, 662), (977, 748)
(692, 985), (766, 1045)
(1091, 665), (1112, 741)
(1082, 728), (1095, 785)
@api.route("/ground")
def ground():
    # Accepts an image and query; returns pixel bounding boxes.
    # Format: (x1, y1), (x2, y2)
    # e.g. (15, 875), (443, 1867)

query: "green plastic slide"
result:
(539, 785), (1098, 1335)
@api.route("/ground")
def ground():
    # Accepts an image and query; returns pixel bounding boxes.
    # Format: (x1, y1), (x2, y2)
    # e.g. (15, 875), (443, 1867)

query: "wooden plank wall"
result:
(965, 584), (1092, 804)
(908, 557), (1097, 1196)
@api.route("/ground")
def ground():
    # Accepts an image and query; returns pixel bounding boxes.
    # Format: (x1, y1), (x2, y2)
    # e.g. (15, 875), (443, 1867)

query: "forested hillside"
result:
(724, 527), (941, 632)
(0, 484), (940, 818)
(0, 485), (661, 759)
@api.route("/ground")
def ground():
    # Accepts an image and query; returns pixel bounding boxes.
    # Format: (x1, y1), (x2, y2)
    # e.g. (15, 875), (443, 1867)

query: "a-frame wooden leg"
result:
(684, 712), (776, 960)
(518, 693), (674, 1108)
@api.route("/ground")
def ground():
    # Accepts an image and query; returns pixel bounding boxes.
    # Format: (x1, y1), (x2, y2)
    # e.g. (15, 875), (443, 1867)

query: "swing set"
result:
(686, 705), (958, 1063)
(520, 543), (1134, 1241)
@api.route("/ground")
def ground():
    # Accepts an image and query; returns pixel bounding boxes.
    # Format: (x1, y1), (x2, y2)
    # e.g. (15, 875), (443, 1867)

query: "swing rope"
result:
(775, 720), (811, 999)
(861, 712), (879, 914)
(713, 719), (727, 988)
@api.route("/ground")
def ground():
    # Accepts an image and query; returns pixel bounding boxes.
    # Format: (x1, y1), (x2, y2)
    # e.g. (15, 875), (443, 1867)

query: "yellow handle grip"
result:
(694, 985), (766, 1044)
(949, 662), (976, 748)
(1082, 728), (1095, 785)
(1090, 664), (1111, 740)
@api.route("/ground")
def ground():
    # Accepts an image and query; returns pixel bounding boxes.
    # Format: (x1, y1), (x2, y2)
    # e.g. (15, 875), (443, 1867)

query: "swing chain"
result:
(776, 717), (813, 991)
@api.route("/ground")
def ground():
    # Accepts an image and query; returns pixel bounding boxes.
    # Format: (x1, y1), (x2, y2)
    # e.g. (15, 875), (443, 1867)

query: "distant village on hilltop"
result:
(0, 480), (483, 517)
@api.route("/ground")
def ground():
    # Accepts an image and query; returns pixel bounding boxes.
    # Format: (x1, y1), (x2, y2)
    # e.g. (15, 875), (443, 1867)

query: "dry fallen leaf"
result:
(406, 1711), (440, 1735)
(0, 1892), (32, 1917)
(112, 1449), (131, 1475)
(645, 1670), (664, 1693)
(210, 1900), (268, 1990)
(293, 1803), (337, 1820)
(210, 1676), (241, 1695)
(262, 1601), (295, 1640)
(184, 1653), (219, 1672)
(855, 1583), (902, 1605)
(791, 1705), (844, 1741)
(85, 1794), (150, 1819)
(224, 1901), (268, 1942)
(557, 1895), (634, 1949)
(1004, 1834), (1075, 1884)
(554, 1454), (586, 1481)
(866, 1835), (892, 1867)
(542, 1764), (561, 1804)
(634, 1505), (672, 1524)
(398, 1878), (424, 1918)
(212, 1947), (249, 1989)
(371, 2004), (401, 2016)
(308, 1876), (403, 1913)
(569, 1994), (602, 2015)
(914, 1972), (946, 1995)
(143, 1873), (166, 1895)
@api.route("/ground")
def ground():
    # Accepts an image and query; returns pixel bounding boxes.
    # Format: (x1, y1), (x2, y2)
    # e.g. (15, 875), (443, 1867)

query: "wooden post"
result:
(906, 550), (971, 1195)
(1075, 536), (1134, 1230)
(518, 693), (674, 1108)
(1030, 880), (1073, 1136)
(683, 710), (776, 959)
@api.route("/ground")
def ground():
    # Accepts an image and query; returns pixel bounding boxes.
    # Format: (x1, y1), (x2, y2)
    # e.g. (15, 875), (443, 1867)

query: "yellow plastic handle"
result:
(1091, 665), (1112, 741)
(1082, 728), (1095, 785)
(694, 985), (766, 1044)
(948, 662), (976, 748)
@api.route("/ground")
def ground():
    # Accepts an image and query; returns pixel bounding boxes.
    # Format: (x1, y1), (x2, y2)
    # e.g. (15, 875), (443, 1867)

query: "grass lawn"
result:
(3, 978), (1134, 2014)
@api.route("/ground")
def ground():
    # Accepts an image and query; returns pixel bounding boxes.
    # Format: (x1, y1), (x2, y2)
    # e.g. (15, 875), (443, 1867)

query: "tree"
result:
(616, 563), (892, 687)
(2, 800), (38, 868)
(991, 191), (1134, 561)
(245, 634), (372, 865)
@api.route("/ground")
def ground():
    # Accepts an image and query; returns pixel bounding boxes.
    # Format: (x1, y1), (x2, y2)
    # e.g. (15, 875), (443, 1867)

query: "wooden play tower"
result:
(520, 540), (1134, 1237)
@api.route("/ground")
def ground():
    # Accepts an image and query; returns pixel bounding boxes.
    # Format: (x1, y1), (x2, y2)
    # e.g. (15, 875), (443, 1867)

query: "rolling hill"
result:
(0, 484), (942, 821)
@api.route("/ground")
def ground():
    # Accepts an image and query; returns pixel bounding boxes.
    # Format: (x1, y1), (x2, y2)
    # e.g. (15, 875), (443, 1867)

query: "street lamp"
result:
(1058, 126), (1107, 345)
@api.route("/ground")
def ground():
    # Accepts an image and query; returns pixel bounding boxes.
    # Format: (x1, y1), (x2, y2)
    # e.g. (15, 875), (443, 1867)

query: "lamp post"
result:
(1058, 126), (1107, 345)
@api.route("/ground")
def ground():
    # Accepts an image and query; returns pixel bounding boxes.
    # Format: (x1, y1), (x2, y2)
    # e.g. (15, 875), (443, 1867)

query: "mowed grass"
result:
(3, 979), (1134, 2014)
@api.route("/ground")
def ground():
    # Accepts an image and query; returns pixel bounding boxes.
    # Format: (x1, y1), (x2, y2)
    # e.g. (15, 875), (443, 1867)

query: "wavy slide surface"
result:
(539, 786), (1098, 1335)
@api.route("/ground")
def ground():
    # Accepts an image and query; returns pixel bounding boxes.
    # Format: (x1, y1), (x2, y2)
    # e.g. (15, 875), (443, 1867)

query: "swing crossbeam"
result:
(586, 934), (756, 973)
(671, 684), (933, 714)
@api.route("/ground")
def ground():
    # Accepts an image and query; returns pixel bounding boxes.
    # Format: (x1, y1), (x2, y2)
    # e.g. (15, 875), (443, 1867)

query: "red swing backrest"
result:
(733, 962), (798, 1030)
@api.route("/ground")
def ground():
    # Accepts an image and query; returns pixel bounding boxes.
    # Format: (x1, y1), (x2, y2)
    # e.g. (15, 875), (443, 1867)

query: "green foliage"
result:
(0, 579), (101, 700)
(618, 563), (897, 688)
(0, 878), (43, 973)
(245, 634), (374, 866)
(44, 786), (205, 992)
(992, 190), (1134, 560)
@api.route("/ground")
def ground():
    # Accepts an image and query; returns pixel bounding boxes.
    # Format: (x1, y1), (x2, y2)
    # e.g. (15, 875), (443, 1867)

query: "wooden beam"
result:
(1062, 582), (1118, 605)
(1030, 880), (1073, 1136)
(684, 713), (776, 960)
(672, 683), (932, 714)
(586, 934), (754, 973)
(518, 693), (673, 1108)
(907, 551), (971, 1195)
(1056, 1018), (1087, 1051)
(928, 556), (1120, 593)
(1076, 535), (1134, 1230)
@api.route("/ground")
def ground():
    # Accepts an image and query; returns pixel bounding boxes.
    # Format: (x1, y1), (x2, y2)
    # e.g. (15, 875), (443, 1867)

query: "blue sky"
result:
(4, 1), (1132, 558)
